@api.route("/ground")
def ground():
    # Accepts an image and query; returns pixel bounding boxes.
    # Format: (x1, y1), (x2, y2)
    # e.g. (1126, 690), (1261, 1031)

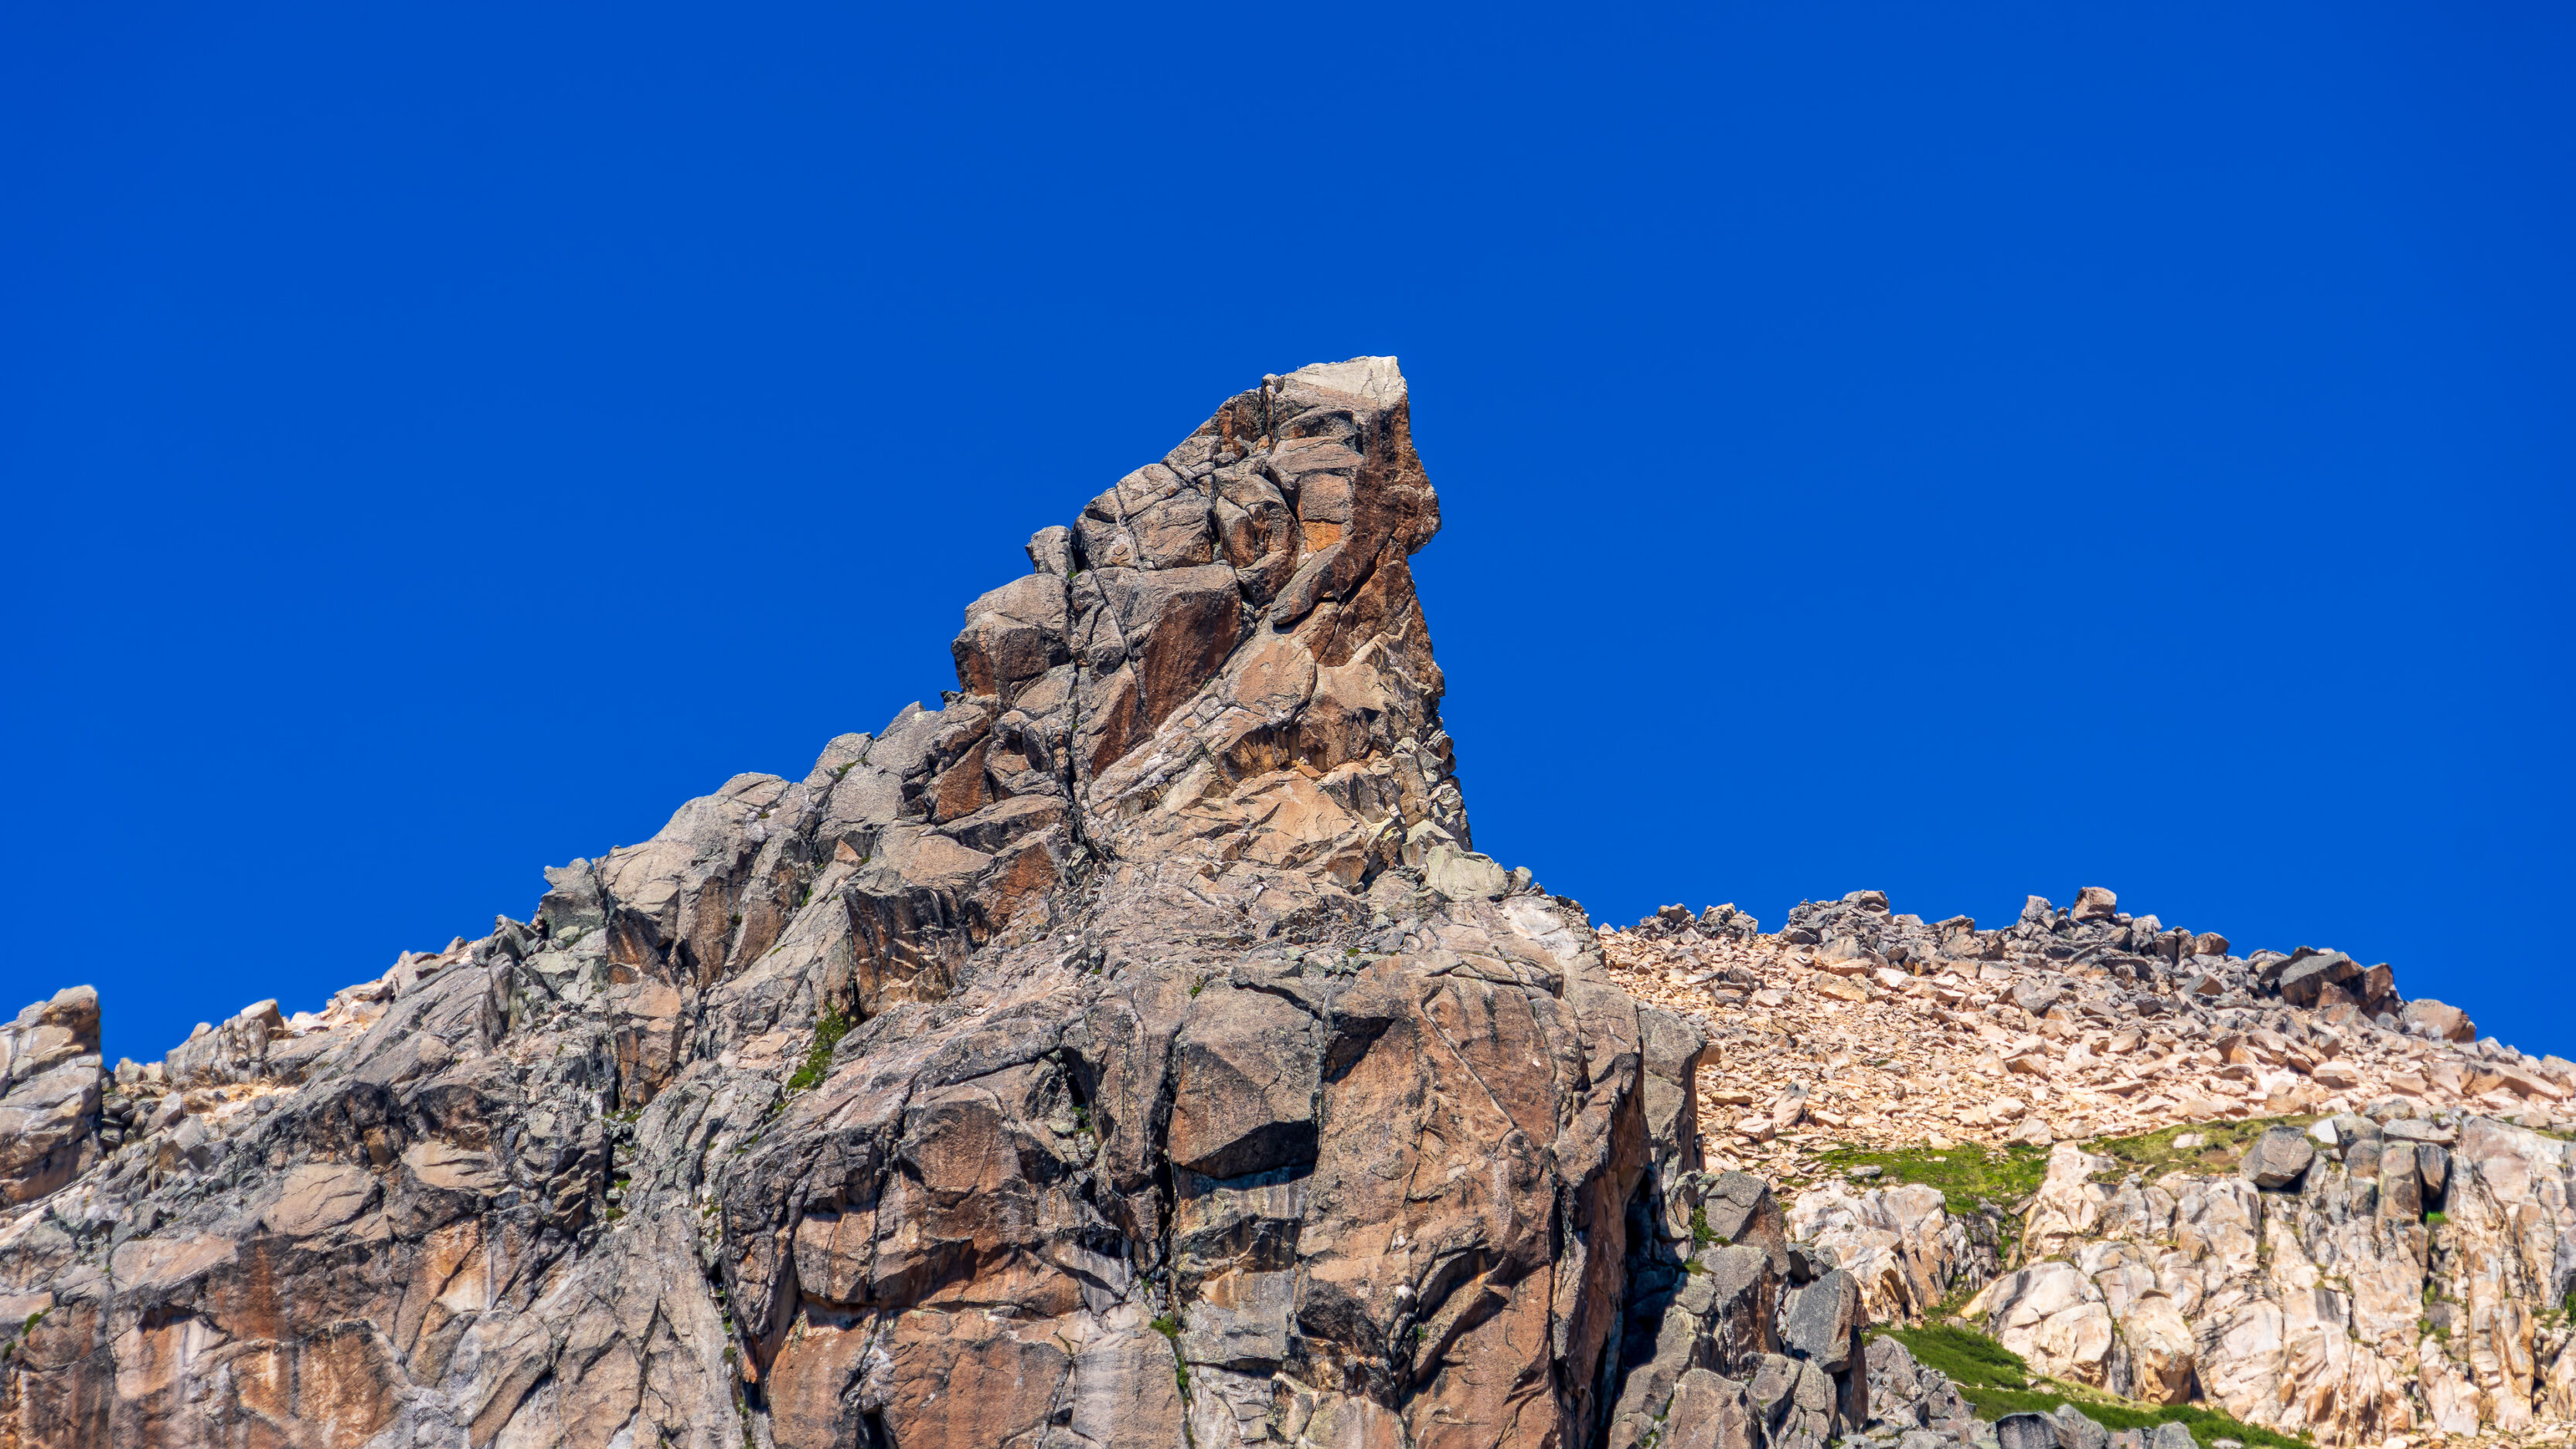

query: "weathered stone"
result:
(2401, 998), (2476, 1042)
(2237, 1124), (2316, 1189)
(2053, 1403), (2110, 1449)
(1659, 1368), (1760, 1449)
(0, 987), (104, 1204)
(1778, 1267), (1860, 1372)
(1996, 1411), (2061, 1449)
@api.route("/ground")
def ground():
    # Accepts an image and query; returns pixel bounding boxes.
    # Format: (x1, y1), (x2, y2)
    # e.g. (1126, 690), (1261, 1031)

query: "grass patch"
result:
(2089, 1115), (2319, 1182)
(1874, 1324), (2306, 1449)
(1880, 1322), (2030, 1388)
(784, 1002), (852, 1094)
(1811, 1142), (2050, 1216)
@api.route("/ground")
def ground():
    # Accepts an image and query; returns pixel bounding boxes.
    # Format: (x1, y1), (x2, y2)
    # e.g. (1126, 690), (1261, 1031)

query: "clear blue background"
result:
(5, 4), (2569, 1065)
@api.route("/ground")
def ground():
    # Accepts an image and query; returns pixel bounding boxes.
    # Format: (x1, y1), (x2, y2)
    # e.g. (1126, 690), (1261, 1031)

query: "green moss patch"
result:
(1872, 1324), (2307, 1449)
(784, 1002), (852, 1094)
(1811, 1142), (2050, 1217)
(2088, 1114), (2319, 1183)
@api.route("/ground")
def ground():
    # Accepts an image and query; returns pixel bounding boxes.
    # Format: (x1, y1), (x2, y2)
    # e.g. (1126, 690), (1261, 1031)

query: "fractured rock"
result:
(2237, 1124), (2317, 1189)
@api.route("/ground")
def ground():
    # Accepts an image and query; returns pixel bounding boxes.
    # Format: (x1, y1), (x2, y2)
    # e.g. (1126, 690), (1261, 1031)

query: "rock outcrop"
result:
(5, 362), (2572, 1449)
(1605, 889), (2576, 1446)
(0, 991), (104, 1207)
(0, 360), (1891, 1449)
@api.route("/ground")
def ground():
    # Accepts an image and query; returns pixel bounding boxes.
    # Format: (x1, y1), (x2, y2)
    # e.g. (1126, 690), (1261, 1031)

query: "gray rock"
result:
(2401, 998), (2476, 1042)
(1779, 1267), (1862, 1372)
(1660, 1369), (1761, 1449)
(2149, 1423), (2197, 1449)
(2376, 1142), (2423, 1218)
(2384, 1117), (2459, 1146)
(2415, 1141), (2451, 1199)
(1863, 1332), (1924, 1423)
(2013, 979), (2067, 1017)
(2052, 1403), (2109, 1449)
(1996, 1413), (2062, 1449)
(2238, 1124), (2316, 1189)
(0, 985), (105, 1203)
(1749, 1352), (1843, 1449)
(1424, 842), (1510, 901)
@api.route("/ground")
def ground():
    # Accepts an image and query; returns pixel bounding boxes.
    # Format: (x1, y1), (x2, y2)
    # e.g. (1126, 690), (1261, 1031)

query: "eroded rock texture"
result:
(0, 359), (1822, 1449)
(1959, 1117), (2576, 1447)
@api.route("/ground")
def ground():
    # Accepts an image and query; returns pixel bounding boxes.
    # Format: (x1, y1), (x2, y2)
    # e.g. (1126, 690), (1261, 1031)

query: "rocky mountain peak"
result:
(7, 363), (2574, 1449)
(0, 362), (1677, 1449)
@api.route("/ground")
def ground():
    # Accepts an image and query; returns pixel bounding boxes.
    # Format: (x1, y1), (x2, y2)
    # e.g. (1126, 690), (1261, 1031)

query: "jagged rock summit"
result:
(0, 359), (1742, 1449)
(13, 361), (2576, 1449)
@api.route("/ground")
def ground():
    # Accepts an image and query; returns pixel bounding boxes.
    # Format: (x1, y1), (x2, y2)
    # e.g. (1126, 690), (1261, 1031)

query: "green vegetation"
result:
(1882, 1322), (2030, 1388)
(1872, 1324), (2308, 1449)
(1, 1308), (47, 1362)
(1811, 1142), (2049, 1216)
(2425, 1210), (2448, 1227)
(784, 1002), (852, 1094)
(1149, 1315), (1190, 1395)
(2089, 1115), (2318, 1182)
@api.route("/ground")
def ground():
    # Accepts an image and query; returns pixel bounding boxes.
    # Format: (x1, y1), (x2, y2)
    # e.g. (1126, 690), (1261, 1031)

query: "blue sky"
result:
(4, 4), (2569, 1064)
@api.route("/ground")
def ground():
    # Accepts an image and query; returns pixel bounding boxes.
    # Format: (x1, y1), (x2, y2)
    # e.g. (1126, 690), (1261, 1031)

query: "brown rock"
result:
(2401, 998), (2476, 1042)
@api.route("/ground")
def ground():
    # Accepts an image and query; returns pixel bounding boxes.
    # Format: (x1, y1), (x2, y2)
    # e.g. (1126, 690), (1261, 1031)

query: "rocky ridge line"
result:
(1602, 888), (2576, 1448)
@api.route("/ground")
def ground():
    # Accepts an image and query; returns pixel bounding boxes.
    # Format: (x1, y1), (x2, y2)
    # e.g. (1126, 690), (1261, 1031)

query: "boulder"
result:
(2401, 998), (2476, 1042)
(1778, 1267), (1861, 1372)
(1996, 1412), (2062, 1449)
(1424, 842), (1509, 902)
(2053, 1403), (2110, 1449)
(2237, 1124), (2316, 1189)
(1660, 1369), (1760, 1449)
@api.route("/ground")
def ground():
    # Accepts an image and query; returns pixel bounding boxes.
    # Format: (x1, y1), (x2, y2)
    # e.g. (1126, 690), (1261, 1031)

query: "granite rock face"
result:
(1610, 882), (2576, 1446)
(0, 361), (1870, 1449)
(1955, 1119), (2576, 1445)
(0, 990), (104, 1206)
